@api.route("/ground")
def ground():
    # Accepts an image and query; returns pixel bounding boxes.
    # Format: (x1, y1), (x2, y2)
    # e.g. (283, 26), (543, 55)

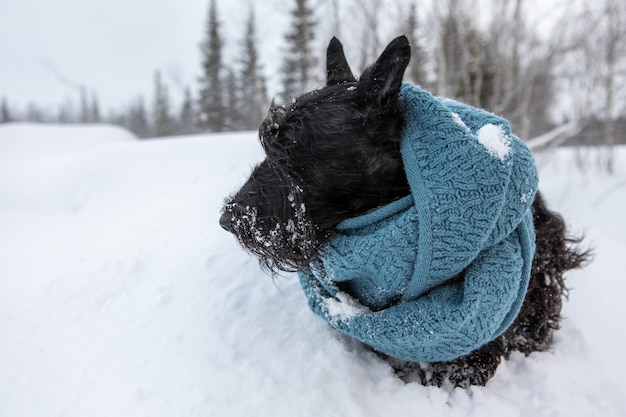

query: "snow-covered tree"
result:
(152, 70), (173, 137)
(240, 6), (267, 130)
(197, 0), (225, 132)
(26, 103), (47, 123)
(56, 97), (77, 124)
(282, 0), (318, 95)
(1, 98), (12, 123)
(90, 91), (101, 123)
(179, 87), (195, 135)
(128, 96), (150, 139)
(224, 69), (242, 131)
(79, 86), (90, 123)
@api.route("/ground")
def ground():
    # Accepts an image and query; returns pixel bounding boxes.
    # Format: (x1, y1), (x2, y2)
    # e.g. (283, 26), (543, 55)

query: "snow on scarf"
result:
(298, 83), (538, 363)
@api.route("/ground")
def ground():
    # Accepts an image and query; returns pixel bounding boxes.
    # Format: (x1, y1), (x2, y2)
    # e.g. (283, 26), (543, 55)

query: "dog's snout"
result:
(219, 212), (233, 232)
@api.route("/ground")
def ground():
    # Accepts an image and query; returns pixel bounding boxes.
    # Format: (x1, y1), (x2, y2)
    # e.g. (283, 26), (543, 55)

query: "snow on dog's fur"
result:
(220, 36), (588, 387)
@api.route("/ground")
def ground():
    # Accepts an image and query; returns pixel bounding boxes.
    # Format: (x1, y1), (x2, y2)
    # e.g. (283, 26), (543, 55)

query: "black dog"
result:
(220, 36), (588, 387)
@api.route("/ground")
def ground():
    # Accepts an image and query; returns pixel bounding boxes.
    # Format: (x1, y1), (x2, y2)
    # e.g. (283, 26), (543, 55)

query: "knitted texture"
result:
(298, 83), (538, 362)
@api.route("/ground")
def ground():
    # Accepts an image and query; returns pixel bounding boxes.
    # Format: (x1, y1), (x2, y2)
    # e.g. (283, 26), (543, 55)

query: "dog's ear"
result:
(326, 37), (356, 86)
(358, 36), (410, 106)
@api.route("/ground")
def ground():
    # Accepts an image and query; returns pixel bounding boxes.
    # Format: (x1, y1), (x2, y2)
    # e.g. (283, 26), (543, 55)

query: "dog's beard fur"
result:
(221, 37), (414, 273)
(223, 163), (323, 272)
(222, 80), (410, 273)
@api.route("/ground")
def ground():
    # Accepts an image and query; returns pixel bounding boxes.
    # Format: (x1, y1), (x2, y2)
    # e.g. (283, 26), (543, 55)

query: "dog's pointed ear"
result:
(327, 37), (356, 86)
(358, 36), (410, 106)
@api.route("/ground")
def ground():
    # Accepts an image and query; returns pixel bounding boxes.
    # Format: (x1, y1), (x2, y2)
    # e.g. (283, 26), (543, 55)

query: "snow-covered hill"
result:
(1, 123), (624, 416)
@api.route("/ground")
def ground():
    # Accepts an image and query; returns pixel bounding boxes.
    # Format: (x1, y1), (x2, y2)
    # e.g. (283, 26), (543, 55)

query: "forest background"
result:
(1, 0), (624, 167)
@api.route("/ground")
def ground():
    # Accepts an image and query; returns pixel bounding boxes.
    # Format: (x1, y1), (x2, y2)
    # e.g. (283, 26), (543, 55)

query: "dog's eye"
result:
(269, 107), (287, 125)
(268, 94), (293, 126)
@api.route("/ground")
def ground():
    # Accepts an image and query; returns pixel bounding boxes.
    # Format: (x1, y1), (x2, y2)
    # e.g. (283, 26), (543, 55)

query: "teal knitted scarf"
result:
(298, 83), (538, 363)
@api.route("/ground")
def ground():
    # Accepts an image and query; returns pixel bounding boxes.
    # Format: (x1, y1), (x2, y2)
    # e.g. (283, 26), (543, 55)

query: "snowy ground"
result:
(1, 123), (625, 417)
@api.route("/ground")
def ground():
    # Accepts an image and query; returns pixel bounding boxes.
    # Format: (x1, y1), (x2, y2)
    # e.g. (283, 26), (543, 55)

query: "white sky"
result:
(0, 0), (287, 114)
(0, 0), (571, 116)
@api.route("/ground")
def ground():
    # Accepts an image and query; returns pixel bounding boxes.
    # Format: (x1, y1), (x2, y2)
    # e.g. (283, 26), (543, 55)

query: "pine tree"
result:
(179, 87), (195, 135)
(90, 91), (101, 123)
(240, 6), (267, 130)
(282, 0), (318, 95)
(197, 0), (225, 132)
(152, 70), (173, 137)
(224, 69), (242, 131)
(79, 86), (90, 123)
(26, 103), (46, 122)
(1, 98), (11, 123)
(56, 98), (76, 124)
(405, 2), (426, 86)
(435, 0), (476, 98)
(129, 96), (150, 139)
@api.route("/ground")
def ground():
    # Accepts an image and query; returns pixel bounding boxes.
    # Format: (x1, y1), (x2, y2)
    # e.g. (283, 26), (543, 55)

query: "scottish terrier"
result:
(220, 36), (588, 387)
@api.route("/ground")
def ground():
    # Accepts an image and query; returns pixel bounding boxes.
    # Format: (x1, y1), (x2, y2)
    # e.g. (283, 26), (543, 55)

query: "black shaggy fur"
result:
(220, 36), (589, 387)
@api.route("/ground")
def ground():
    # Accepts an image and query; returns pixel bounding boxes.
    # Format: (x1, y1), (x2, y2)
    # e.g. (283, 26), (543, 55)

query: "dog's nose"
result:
(219, 212), (233, 232)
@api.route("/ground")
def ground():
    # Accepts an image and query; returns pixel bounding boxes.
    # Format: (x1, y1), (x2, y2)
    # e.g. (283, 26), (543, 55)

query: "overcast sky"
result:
(0, 0), (568, 116)
(0, 0), (288, 114)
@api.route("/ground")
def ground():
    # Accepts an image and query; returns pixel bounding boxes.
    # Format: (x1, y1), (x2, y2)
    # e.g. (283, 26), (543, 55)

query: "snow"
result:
(476, 123), (511, 161)
(0, 123), (136, 163)
(324, 291), (371, 322)
(450, 114), (512, 161)
(1, 123), (625, 416)
(451, 112), (471, 133)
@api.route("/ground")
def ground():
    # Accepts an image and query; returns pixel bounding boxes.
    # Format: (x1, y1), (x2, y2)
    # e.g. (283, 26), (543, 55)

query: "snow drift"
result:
(0, 123), (624, 416)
